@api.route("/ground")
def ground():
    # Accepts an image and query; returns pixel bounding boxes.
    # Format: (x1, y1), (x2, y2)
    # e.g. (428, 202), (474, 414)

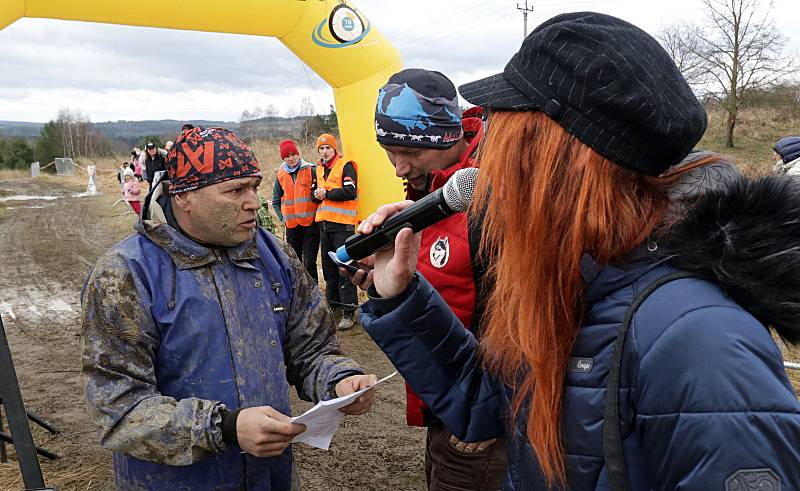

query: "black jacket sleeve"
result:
(272, 177), (284, 222)
(310, 165), (323, 203)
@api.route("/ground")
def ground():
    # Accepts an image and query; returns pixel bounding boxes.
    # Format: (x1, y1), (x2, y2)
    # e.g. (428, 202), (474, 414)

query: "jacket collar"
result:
(459, 117), (484, 166)
(136, 221), (259, 270)
(429, 117), (484, 191)
(319, 153), (340, 170)
(581, 151), (742, 304)
(281, 159), (313, 174)
(655, 172), (800, 343)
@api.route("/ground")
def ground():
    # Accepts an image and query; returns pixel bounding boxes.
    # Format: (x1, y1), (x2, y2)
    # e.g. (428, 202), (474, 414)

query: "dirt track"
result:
(0, 172), (426, 490)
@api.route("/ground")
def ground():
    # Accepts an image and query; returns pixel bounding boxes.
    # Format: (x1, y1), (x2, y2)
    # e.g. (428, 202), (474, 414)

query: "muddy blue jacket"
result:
(81, 199), (362, 490)
(361, 175), (800, 490)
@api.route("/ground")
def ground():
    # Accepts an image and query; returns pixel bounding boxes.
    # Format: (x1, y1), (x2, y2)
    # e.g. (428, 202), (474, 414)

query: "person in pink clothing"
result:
(132, 159), (143, 181)
(122, 167), (142, 215)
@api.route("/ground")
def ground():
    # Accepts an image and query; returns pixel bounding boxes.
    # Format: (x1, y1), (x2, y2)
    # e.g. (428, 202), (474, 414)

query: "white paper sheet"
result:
(291, 371), (397, 450)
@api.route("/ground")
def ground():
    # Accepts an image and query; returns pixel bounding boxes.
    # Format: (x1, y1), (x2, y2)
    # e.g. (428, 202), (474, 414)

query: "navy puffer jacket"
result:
(361, 174), (800, 490)
(775, 136), (800, 165)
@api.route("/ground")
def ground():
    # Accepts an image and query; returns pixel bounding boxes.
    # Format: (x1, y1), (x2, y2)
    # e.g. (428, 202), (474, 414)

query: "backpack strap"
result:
(603, 271), (696, 491)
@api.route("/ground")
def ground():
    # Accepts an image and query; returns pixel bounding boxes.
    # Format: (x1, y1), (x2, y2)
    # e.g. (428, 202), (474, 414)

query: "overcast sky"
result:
(1, 0), (798, 123)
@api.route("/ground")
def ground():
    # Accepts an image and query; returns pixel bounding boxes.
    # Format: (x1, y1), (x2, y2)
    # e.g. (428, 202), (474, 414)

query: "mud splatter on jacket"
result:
(81, 213), (362, 490)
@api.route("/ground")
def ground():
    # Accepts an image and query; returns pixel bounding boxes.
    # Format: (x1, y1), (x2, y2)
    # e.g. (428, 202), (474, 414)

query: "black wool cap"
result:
(459, 12), (707, 175)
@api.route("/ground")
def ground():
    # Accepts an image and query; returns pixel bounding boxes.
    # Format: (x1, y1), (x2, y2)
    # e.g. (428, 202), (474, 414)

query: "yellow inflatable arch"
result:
(0, 0), (405, 216)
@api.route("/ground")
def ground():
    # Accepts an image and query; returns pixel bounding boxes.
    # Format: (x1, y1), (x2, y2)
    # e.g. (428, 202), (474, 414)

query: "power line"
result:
(380, 1), (500, 42)
(398, 9), (517, 52)
(297, 59), (326, 115)
(397, 0), (613, 49)
(395, 6), (510, 48)
(384, 0), (613, 48)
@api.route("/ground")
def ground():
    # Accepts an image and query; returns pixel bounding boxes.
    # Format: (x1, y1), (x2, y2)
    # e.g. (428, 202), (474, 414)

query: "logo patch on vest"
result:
(725, 469), (781, 491)
(567, 357), (593, 373)
(429, 236), (450, 268)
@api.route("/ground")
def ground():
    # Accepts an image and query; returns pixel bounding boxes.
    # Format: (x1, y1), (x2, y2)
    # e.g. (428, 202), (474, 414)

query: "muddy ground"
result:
(0, 170), (798, 491)
(0, 170), (426, 490)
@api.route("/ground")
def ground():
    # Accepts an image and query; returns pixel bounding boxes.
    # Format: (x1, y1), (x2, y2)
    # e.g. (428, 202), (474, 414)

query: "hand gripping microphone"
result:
(335, 167), (479, 262)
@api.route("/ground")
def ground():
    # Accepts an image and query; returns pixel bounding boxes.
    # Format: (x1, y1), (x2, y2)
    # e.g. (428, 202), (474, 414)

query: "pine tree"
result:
(35, 120), (62, 166)
(5, 138), (34, 169)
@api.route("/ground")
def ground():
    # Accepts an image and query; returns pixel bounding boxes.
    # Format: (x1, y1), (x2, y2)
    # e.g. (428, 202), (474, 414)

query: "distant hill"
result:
(0, 117), (307, 143)
(0, 121), (42, 138)
(96, 120), (240, 141)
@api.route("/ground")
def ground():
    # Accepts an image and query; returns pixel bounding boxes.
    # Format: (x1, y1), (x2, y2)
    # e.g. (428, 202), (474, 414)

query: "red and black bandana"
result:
(166, 127), (261, 194)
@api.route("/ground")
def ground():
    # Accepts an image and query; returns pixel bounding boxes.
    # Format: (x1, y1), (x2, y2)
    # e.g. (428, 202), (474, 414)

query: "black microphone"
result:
(335, 168), (479, 262)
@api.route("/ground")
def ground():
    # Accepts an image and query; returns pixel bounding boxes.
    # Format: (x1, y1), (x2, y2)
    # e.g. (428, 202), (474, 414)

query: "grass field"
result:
(699, 106), (800, 175)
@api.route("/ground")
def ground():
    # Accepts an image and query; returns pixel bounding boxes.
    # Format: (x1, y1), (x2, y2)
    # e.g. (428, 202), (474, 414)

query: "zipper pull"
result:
(272, 282), (281, 294)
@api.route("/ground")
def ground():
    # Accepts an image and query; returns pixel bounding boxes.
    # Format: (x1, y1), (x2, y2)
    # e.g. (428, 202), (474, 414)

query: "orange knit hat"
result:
(316, 133), (338, 153)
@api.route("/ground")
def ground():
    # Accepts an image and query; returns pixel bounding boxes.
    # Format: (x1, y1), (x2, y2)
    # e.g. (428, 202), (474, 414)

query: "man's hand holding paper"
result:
(335, 374), (378, 415)
(290, 372), (397, 450)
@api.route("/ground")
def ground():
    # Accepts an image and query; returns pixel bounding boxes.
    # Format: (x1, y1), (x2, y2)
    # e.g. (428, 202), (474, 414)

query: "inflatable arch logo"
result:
(0, 0), (405, 217)
(313, 4), (371, 48)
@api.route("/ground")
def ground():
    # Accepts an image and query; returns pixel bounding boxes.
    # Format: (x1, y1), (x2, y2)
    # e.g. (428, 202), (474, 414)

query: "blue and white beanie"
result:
(375, 69), (463, 149)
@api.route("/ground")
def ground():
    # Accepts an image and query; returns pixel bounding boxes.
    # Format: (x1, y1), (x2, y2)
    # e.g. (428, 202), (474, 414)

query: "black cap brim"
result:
(459, 73), (536, 110)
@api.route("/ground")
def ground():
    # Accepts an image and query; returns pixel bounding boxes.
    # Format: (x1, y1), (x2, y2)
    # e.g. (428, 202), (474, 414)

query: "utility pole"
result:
(517, 0), (534, 38)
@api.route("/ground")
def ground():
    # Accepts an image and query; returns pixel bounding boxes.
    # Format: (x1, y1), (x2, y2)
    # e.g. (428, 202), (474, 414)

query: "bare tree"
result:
(693, 0), (797, 147)
(251, 106), (265, 120)
(56, 108), (75, 157)
(298, 96), (316, 117)
(52, 108), (110, 158)
(657, 22), (708, 87)
(263, 104), (279, 119)
(239, 104), (285, 141)
(296, 97), (318, 142)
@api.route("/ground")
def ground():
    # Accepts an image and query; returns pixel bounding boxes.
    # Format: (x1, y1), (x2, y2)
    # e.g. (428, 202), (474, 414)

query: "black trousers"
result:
(319, 221), (357, 315)
(285, 222), (320, 283)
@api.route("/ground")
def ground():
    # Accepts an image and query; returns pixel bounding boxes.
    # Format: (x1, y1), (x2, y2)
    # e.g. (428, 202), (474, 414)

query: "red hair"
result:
(472, 111), (679, 485)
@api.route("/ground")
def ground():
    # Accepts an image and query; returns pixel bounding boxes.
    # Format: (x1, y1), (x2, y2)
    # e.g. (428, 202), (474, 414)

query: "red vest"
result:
(405, 117), (484, 426)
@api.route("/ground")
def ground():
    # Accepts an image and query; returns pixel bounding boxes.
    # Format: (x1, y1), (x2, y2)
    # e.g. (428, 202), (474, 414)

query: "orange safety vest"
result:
(315, 157), (359, 225)
(277, 164), (318, 228)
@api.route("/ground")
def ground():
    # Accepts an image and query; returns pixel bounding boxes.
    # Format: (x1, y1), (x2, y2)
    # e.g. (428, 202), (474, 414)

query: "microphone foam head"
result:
(335, 245), (352, 263)
(443, 167), (479, 212)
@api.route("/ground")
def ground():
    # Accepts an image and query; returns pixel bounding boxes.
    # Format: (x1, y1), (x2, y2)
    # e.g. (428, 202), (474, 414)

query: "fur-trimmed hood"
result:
(660, 172), (800, 344)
